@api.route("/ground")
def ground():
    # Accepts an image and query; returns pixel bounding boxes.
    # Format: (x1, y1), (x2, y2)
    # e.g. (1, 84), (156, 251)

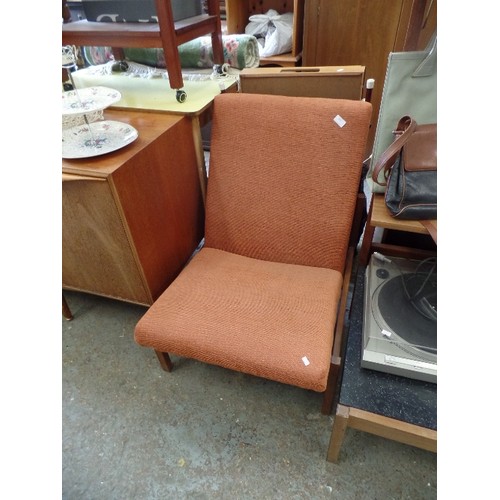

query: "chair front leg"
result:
(321, 359), (341, 415)
(322, 246), (356, 414)
(155, 350), (173, 372)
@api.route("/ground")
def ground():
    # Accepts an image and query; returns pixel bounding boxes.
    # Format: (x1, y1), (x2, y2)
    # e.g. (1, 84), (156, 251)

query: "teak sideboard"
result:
(62, 109), (204, 306)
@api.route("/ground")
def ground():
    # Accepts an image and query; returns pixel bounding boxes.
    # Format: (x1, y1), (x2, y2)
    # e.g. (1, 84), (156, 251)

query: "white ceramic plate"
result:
(62, 86), (121, 116)
(62, 120), (138, 159)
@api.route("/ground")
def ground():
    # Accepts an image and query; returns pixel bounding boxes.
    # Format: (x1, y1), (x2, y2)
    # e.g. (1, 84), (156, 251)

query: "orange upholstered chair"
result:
(135, 93), (371, 413)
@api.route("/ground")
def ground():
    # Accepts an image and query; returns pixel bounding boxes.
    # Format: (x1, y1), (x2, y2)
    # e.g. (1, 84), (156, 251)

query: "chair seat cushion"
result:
(135, 248), (343, 392)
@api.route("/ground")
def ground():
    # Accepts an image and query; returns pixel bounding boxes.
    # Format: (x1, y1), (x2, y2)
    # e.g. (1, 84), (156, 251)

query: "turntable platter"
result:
(362, 255), (437, 383)
(373, 276), (437, 354)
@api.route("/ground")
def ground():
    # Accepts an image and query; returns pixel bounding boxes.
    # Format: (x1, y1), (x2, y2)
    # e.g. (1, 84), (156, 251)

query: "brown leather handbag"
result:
(372, 116), (437, 220)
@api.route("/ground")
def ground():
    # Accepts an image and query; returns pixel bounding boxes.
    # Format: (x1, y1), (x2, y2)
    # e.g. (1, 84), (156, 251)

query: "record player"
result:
(362, 253), (437, 383)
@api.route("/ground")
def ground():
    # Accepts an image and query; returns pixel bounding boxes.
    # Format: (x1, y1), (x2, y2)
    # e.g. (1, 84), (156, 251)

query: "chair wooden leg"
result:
(62, 293), (73, 321)
(155, 350), (173, 372)
(321, 360), (341, 415)
(322, 246), (355, 414)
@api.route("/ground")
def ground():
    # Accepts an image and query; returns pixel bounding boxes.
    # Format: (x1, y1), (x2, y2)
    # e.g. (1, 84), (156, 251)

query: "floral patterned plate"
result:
(62, 86), (121, 116)
(62, 120), (138, 159)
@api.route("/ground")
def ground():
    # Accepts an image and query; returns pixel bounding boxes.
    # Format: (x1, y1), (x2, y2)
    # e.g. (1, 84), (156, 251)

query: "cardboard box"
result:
(82, 0), (202, 23)
(239, 66), (366, 100)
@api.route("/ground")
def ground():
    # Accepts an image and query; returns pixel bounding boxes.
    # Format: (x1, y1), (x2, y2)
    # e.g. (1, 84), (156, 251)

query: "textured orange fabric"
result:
(205, 93), (372, 271)
(135, 248), (343, 391)
(134, 93), (372, 393)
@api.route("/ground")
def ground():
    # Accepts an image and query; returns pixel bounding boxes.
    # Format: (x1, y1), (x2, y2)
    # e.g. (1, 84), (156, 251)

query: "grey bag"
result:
(367, 36), (437, 193)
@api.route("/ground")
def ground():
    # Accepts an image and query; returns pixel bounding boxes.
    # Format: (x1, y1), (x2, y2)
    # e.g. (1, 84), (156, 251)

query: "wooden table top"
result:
(370, 194), (437, 235)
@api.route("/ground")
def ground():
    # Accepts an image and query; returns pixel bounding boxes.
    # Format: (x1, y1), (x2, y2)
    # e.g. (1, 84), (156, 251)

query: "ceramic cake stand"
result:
(62, 85), (138, 159)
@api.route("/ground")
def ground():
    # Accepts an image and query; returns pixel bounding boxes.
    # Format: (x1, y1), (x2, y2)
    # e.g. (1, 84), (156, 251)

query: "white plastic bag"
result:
(245, 9), (293, 58)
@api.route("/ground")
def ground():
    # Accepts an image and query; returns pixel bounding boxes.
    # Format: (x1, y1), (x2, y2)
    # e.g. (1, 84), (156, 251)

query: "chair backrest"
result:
(205, 93), (372, 272)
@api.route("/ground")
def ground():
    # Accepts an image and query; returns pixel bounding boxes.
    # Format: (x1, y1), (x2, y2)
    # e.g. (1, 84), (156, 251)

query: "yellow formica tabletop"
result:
(70, 65), (234, 115)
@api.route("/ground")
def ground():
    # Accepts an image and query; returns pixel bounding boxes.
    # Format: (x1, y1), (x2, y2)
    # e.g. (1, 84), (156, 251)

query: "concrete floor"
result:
(62, 290), (437, 499)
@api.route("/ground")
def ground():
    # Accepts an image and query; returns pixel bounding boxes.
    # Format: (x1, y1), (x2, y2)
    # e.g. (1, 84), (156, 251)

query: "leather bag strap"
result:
(371, 116), (418, 186)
